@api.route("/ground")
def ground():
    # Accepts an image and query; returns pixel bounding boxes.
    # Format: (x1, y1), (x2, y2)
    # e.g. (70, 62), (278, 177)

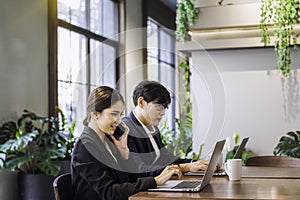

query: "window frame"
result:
(48, 0), (124, 117)
(146, 17), (176, 130)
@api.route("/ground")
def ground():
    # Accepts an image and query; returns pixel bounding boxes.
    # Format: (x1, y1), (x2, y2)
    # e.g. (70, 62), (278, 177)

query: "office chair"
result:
(53, 173), (73, 200)
(245, 156), (300, 167)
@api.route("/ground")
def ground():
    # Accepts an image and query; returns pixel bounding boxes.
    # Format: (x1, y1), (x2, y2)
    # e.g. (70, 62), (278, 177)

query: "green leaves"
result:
(160, 60), (195, 159)
(233, 133), (240, 145)
(160, 111), (194, 159)
(259, 0), (299, 77)
(226, 133), (250, 166)
(0, 152), (5, 168)
(179, 61), (192, 112)
(0, 130), (39, 153)
(38, 159), (60, 178)
(176, 0), (198, 42)
(0, 122), (17, 144)
(273, 130), (300, 158)
(0, 109), (76, 176)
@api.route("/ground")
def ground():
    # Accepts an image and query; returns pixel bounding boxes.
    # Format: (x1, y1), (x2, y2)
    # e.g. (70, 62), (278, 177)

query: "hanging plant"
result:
(259, 0), (299, 77)
(175, 0), (198, 42)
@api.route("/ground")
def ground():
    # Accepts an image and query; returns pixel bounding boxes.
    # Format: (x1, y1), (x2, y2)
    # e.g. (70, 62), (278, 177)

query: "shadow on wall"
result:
(281, 70), (300, 122)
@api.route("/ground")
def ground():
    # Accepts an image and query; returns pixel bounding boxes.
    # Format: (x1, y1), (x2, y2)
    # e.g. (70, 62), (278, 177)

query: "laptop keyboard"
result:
(172, 181), (202, 189)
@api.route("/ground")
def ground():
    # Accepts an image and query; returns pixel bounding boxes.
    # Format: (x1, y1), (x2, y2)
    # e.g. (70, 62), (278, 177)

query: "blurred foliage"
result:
(161, 60), (203, 159)
(0, 108), (76, 176)
(225, 133), (251, 166)
(259, 0), (299, 77)
(273, 130), (300, 158)
(176, 0), (198, 42)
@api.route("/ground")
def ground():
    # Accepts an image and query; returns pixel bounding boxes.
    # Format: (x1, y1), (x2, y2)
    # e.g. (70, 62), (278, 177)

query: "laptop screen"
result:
(233, 137), (249, 159)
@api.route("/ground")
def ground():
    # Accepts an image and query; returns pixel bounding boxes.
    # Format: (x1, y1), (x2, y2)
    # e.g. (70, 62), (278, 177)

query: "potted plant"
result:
(0, 120), (20, 200)
(56, 107), (77, 175)
(0, 109), (76, 200)
(273, 130), (300, 158)
(225, 133), (252, 165)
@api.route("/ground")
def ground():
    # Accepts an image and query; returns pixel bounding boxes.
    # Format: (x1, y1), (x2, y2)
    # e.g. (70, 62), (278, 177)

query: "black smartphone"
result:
(113, 124), (125, 140)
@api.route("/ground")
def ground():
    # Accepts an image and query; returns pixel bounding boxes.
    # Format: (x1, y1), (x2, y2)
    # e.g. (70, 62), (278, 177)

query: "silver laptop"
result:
(185, 137), (249, 176)
(232, 137), (249, 159)
(148, 139), (226, 192)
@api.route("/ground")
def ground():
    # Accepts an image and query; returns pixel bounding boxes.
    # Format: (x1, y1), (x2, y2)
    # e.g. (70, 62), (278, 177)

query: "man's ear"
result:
(137, 97), (145, 108)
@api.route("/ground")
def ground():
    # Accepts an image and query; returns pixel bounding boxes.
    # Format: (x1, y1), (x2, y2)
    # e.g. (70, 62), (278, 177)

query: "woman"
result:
(71, 86), (181, 200)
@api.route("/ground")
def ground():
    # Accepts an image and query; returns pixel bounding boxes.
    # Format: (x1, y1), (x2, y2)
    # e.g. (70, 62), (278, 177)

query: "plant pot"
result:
(18, 173), (55, 200)
(0, 170), (18, 200)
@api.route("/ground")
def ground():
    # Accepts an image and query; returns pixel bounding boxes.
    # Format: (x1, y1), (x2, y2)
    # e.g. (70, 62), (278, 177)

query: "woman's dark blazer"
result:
(71, 126), (156, 200)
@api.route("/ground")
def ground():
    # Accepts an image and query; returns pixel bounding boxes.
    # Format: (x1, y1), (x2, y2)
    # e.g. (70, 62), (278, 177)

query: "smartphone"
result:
(113, 124), (125, 140)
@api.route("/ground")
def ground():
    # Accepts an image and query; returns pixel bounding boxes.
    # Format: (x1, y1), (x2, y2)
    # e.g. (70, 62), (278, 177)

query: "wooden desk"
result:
(129, 168), (300, 200)
(242, 166), (300, 178)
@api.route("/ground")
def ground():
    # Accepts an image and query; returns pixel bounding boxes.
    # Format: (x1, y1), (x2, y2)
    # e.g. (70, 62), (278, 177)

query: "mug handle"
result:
(224, 162), (228, 174)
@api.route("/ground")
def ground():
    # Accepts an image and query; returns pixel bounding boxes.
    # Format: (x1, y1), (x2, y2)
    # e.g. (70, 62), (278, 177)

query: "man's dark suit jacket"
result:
(123, 111), (192, 177)
(71, 126), (156, 200)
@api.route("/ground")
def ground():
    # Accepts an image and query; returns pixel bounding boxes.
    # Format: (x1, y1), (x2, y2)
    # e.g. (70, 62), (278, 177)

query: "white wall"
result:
(186, 0), (300, 157)
(191, 48), (300, 157)
(0, 0), (48, 121)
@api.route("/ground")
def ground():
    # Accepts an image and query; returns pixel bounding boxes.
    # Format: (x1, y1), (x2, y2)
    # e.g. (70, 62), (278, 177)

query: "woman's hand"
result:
(111, 122), (130, 159)
(154, 165), (183, 186)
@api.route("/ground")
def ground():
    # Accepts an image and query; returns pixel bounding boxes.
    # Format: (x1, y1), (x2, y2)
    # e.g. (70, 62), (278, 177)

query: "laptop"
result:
(148, 139), (226, 192)
(185, 137), (249, 176)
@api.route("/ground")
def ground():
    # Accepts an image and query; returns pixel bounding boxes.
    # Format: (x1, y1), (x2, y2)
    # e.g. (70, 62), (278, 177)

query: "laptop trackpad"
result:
(157, 180), (183, 188)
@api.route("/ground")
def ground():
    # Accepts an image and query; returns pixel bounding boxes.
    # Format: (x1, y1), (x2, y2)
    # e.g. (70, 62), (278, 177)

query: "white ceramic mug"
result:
(224, 159), (242, 181)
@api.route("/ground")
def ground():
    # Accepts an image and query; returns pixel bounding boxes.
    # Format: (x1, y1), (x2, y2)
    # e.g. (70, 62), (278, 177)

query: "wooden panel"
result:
(242, 166), (300, 178)
(246, 156), (300, 168)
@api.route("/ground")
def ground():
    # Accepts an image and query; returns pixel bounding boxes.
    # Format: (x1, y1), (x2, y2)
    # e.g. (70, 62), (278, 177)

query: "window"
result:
(147, 18), (175, 129)
(49, 0), (121, 135)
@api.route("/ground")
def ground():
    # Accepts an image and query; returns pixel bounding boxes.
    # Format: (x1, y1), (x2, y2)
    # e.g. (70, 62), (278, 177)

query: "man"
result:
(123, 80), (208, 177)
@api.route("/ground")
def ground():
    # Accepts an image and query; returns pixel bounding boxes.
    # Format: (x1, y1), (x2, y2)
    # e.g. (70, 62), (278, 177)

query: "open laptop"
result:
(148, 139), (226, 192)
(185, 137), (249, 176)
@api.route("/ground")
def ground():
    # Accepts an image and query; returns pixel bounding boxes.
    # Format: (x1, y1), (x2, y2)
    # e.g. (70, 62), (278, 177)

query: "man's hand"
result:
(187, 160), (210, 172)
(154, 165), (183, 186)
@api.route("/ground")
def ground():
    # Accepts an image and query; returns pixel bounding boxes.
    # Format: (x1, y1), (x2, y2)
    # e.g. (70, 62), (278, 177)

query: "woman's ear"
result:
(137, 97), (145, 108)
(91, 112), (99, 120)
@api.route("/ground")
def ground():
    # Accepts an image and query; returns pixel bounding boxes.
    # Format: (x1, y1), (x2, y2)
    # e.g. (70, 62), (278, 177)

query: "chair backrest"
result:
(246, 156), (300, 167)
(53, 173), (73, 200)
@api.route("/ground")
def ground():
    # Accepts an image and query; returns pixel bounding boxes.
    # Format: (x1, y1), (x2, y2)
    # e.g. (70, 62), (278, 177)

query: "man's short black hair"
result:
(132, 80), (171, 107)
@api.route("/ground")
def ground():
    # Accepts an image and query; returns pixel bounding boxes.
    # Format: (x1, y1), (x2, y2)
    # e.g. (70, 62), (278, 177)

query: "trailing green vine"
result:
(179, 61), (192, 112)
(259, 0), (299, 77)
(176, 0), (198, 42)
(160, 60), (201, 159)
